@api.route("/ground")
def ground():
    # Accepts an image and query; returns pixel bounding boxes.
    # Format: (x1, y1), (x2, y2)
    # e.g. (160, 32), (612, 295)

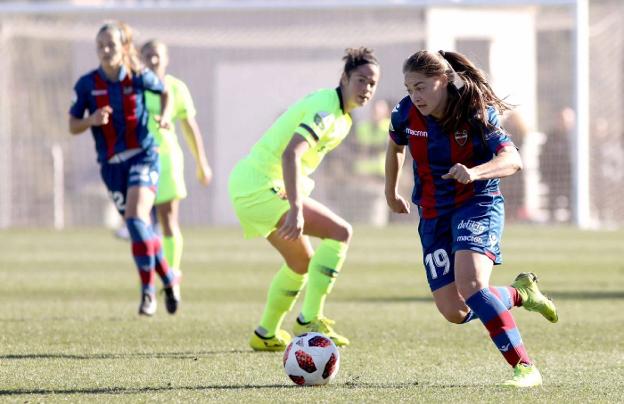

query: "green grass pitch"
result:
(1, 225), (623, 402)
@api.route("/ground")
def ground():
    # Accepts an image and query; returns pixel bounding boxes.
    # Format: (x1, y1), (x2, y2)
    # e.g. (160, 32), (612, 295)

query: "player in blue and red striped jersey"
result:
(69, 22), (179, 316)
(385, 50), (558, 388)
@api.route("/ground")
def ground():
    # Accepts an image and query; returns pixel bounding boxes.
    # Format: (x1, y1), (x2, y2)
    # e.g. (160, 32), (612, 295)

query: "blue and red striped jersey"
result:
(389, 96), (514, 219)
(70, 65), (164, 163)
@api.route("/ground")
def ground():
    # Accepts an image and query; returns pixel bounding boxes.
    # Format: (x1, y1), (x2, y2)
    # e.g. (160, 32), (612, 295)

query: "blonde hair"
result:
(98, 21), (143, 76)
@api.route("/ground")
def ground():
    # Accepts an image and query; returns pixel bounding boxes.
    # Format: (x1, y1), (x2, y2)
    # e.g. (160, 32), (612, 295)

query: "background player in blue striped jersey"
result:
(69, 23), (179, 316)
(384, 50), (558, 388)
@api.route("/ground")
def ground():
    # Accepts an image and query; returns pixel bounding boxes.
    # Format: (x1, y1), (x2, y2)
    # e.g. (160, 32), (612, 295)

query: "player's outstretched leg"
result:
(250, 264), (306, 351)
(294, 239), (350, 347)
(512, 272), (558, 323)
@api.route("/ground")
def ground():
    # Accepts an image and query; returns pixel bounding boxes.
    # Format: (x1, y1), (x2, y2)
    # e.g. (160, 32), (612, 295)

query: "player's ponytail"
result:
(438, 50), (511, 132)
(116, 21), (143, 76)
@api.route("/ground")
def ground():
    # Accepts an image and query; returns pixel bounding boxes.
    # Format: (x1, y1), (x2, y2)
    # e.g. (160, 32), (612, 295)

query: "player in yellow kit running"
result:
(228, 48), (380, 351)
(140, 40), (213, 293)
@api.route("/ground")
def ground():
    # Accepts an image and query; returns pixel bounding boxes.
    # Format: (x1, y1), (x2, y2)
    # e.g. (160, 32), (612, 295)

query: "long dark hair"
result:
(402, 50), (511, 133)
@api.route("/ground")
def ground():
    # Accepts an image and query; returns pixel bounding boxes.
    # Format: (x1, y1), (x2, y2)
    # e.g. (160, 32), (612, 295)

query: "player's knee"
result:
(161, 220), (179, 237)
(287, 257), (311, 275)
(456, 281), (484, 301)
(333, 222), (353, 243)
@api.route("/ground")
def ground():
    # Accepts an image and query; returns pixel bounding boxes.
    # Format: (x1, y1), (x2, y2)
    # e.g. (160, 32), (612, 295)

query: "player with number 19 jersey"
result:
(389, 97), (515, 291)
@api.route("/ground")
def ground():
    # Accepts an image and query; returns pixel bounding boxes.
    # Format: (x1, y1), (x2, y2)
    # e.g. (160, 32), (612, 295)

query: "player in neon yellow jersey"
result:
(140, 40), (213, 297)
(229, 48), (380, 351)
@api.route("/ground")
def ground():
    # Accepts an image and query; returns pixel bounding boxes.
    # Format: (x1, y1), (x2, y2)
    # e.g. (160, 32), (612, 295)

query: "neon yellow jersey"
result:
(145, 74), (196, 154)
(244, 88), (352, 186)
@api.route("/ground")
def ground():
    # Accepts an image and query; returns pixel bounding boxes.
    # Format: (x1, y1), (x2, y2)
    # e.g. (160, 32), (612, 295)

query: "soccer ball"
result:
(283, 332), (340, 386)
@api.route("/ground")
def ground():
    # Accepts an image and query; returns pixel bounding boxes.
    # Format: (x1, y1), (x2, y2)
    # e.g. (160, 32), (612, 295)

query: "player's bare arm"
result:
(384, 139), (410, 214)
(68, 105), (112, 135)
(277, 133), (310, 240)
(180, 117), (212, 186)
(153, 90), (171, 130)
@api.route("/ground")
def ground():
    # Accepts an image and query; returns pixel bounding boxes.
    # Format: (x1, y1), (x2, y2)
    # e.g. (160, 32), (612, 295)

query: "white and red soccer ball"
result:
(283, 332), (340, 386)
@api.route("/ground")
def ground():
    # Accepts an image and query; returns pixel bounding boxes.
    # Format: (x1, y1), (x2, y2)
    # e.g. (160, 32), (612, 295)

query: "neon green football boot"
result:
(512, 272), (559, 323)
(502, 363), (543, 388)
(293, 316), (350, 347)
(249, 329), (292, 352)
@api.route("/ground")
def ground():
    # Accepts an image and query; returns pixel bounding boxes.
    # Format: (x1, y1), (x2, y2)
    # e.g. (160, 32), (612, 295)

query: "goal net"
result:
(0, 1), (621, 229)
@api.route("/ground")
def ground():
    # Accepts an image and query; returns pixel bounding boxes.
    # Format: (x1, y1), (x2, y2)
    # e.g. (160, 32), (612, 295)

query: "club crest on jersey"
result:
(271, 186), (287, 200)
(485, 128), (505, 141)
(454, 129), (469, 146)
(313, 112), (330, 131)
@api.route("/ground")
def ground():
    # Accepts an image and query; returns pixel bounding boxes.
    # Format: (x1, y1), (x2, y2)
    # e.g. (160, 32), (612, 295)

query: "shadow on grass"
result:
(0, 316), (125, 323)
(0, 350), (250, 360)
(1, 381), (429, 396)
(0, 384), (297, 396)
(548, 291), (624, 300)
(346, 296), (433, 303)
(343, 380), (421, 388)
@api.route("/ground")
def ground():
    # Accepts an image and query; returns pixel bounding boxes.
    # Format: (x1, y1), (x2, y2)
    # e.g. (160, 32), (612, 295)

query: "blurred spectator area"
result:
(0, 1), (622, 228)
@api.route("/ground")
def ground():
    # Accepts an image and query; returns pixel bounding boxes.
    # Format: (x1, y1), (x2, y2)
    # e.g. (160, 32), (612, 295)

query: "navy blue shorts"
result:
(99, 148), (160, 216)
(418, 194), (505, 291)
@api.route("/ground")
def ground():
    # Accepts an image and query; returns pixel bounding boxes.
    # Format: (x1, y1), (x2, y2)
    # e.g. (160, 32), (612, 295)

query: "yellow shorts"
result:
(156, 147), (187, 205)
(228, 160), (294, 239)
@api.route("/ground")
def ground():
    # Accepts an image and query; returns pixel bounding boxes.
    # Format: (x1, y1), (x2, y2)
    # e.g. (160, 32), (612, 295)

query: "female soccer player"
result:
(229, 48), (380, 351)
(140, 39), (212, 286)
(69, 23), (179, 316)
(385, 50), (558, 387)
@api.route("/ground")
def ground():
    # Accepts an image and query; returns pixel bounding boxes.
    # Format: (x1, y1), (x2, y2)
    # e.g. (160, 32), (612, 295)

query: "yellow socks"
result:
(300, 239), (348, 322)
(258, 265), (307, 337)
(163, 232), (183, 272)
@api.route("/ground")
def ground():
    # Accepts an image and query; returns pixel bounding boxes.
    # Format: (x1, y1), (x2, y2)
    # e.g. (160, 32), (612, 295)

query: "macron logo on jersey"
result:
(484, 128), (506, 141)
(405, 127), (428, 138)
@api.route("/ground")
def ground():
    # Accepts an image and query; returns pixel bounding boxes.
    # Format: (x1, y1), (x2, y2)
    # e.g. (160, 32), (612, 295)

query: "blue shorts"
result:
(99, 148), (160, 216)
(418, 194), (505, 291)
